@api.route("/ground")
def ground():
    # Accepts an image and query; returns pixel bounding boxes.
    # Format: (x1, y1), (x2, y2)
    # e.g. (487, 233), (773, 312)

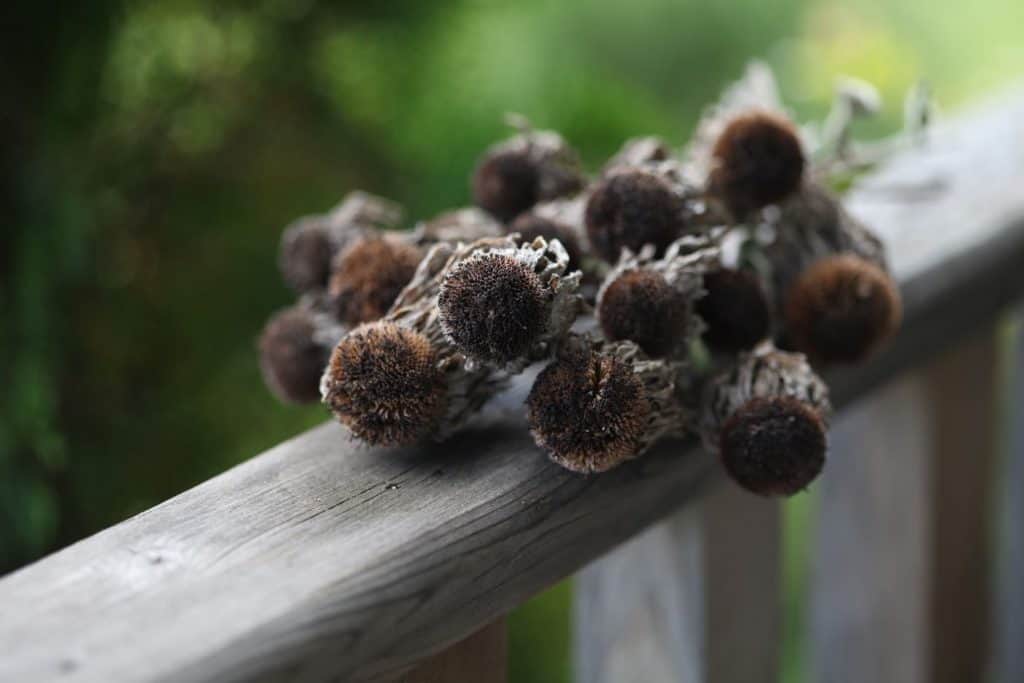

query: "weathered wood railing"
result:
(2, 88), (1024, 683)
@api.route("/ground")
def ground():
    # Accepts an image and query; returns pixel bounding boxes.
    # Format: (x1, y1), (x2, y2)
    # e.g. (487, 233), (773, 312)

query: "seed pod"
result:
(784, 254), (901, 364)
(327, 235), (424, 325)
(701, 345), (831, 496)
(527, 335), (687, 473)
(472, 129), (586, 222)
(259, 304), (344, 404)
(708, 111), (805, 217)
(438, 236), (582, 369)
(323, 237), (547, 445)
(585, 169), (689, 262)
(596, 234), (720, 358)
(509, 212), (584, 271)
(696, 267), (772, 353)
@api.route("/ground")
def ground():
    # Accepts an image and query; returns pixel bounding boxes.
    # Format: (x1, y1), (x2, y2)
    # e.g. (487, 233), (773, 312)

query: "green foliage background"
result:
(2, 0), (1021, 680)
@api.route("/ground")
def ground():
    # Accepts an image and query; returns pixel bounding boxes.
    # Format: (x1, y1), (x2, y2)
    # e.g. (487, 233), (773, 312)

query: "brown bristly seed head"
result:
(509, 212), (584, 271)
(279, 219), (333, 293)
(697, 268), (772, 353)
(585, 170), (685, 263)
(472, 148), (538, 223)
(328, 236), (423, 325)
(784, 254), (901, 364)
(526, 344), (650, 473)
(598, 269), (688, 358)
(710, 112), (805, 216)
(259, 307), (329, 404)
(719, 396), (827, 496)
(438, 252), (548, 364)
(321, 322), (447, 446)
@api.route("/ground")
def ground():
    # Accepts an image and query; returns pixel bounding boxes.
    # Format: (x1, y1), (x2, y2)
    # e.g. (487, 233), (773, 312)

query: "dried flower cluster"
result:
(257, 63), (924, 497)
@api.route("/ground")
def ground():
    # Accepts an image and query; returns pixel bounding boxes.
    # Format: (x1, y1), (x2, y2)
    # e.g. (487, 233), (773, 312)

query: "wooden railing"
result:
(2, 87), (1024, 683)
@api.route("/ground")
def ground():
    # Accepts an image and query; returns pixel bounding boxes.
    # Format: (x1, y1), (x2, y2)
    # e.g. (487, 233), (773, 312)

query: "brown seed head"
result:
(598, 269), (688, 358)
(720, 396), (826, 496)
(710, 112), (805, 216)
(697, 268), (772, 353)
(321, 322), (447, 446)
(438, 253), (548, 364)
(279, 218), (333, 293)
(527, 345), (650, 473)
(509, 212), (584, 271)
(259, 307), (329, 404)
(585, 170), (685, 262)
(328, 236), (423, 325)
(784, 254), (901, 364)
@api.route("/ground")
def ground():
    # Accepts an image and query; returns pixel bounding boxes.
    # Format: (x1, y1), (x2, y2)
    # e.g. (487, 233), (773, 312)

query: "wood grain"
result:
(400, 620), (507, 683)
(2, 88), (1024, 683)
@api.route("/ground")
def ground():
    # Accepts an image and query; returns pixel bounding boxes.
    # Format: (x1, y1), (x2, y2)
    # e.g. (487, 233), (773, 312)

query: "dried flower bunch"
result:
(258, 63), (925, 497)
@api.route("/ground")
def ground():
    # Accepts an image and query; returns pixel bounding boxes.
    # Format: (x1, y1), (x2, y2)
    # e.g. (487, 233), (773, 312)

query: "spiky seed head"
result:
(598, 269), (687, 358)
(696, 268), (771, 353)
(279, 218), (333, 292)
(585, 170), (685, 263)
(328, 236), (423, 326)
(784, 255), (901, 364)
(259, 307), (329, 404)
(321, 322), (447, 446)
(472, 149), (538, 222)
(719, 396), (827, 496)
(526, 345), (650, 473)
(509, 212), (584, 271)
(710, 112), (805, 216)
(438, 253), (548, 364)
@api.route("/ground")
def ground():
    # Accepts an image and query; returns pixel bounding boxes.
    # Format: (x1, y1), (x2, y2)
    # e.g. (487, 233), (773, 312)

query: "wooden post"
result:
(400, 620), (507, 683)
(810, 331), (999, 683)
(574, 483), (780, 683)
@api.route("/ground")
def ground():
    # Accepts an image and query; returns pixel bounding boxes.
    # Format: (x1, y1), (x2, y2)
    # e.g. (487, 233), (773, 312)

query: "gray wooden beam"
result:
(2, 88), (1024, 683)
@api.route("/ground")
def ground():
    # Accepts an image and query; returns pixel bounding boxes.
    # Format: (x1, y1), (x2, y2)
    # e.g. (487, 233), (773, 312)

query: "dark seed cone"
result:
(585, 169), (687, 262)
(596, 234), (721, 358)
(527, 336), (686, 473)
(709, 111), (805, 217)
(321, 322), (447, 446)
(696, 267), (772, 353)
(472, 130), (585, 222)
(702, 345), (831, 496)
(328, 235), (423, 325)
(784, 254), (901, 364)
(279, 217), (334, 293)
(259, 305), (340, 404)
(509, 212), (584, 271)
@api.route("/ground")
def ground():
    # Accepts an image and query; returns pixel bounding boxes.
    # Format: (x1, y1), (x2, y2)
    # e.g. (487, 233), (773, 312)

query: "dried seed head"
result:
(527, 343), (650, 473)
(438, 237), (581, 368)
(710, 112), (805, 216)
(328, 236), (423, 325)
(598, 269), (688, 358)
(720, 396), (827, 496)
(585, 170), (685, 262)
(784, 254), (901, 364)
(259, 306), (331, 404)
(509, 212), (584, 270)
(472, 131), (585, 222)
(413, 207), (504, 245)
(696, 268), (771, 353)
(702, 345), (831, 496)
(321, 322), (447, 446)
(279, 217), (333, 293)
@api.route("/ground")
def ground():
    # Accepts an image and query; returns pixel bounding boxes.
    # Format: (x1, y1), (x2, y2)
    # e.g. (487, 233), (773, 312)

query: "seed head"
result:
(784, 254), (901, 364)
(321, 322), (447, 446)
(585, 170), (685, 262)
(598, 269), (687, 358)
(720, 396), (827, 496)
(696, 268), (771, 353)
(710, 112), (805, 216)
(259, 306), (331, 404)
(328, 236), (423, 325)
(472, 131), (585, 222)
(279, 217), (333, 293)
(527, 343), (650, 473)
(510, 212), (584, 270)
